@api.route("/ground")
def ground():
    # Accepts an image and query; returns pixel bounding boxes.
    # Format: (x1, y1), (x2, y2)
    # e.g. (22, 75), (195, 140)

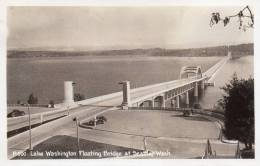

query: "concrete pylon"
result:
(171, 99), (175, 108)
(160, 96), (166, 108)
(176, 96), (180, 108)
(64, 81), (75, 104)
(162, 99), (166, 108)
(201, 80), (205, 93)
(193, 81), (201, 108)
(150, 100), (155, 108)
(119, 81), (131, 109)
(185, 91), (189, 108)
(194, 82), (198, 101)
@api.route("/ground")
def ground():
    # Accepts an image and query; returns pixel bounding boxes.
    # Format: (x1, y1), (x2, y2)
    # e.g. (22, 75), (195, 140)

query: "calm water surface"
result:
(7, 55), (221, 104)
(200, 56), (253, 109)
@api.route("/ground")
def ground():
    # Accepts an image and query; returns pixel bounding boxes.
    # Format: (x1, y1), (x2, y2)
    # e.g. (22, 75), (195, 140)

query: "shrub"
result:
(49, 100), (55, 108)
(17, 100), (21, 105)
(27, 93), (38, 104)
(74, 93), (85, 102)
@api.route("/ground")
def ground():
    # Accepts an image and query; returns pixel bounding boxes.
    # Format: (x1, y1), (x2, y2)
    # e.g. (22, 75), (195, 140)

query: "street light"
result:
(27, 103), (33, 151)
(67, 106), (70, 116)
(94, 115), (97, 128)
(143, 136), (147, 151)
(73, 117), (80, 158)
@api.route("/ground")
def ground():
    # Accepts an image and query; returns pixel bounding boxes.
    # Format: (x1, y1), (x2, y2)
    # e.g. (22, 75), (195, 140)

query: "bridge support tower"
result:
(176, 95), (180, 108)
(193, 81), (201, 108)
(119, 81), (131, 109)
(201, 80), (205, 94)
(151, 99), (155, 107)
(160, 96), (165, 108)
(185, 91), (189, 108)
(64, 81), (75, 105)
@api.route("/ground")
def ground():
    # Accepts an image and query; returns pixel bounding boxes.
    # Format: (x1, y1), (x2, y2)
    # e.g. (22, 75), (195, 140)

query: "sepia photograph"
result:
(3, 1), (256, 163)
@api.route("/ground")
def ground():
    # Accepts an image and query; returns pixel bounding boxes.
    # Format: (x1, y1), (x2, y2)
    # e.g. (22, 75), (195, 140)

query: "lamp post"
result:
(143, 136), (147, 151)
(72, 82), (76, 104)
(67, 106), (70, 116)
(94, 116), (97, 128)
(28, 103), (33, 151)
(73, 117), (80, 158)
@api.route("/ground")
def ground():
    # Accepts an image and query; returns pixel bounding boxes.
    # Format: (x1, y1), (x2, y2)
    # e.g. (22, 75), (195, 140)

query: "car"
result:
(85, 116), (107, 126)
(183, 109), (193, 117)
(85, 120), (95, 126)
(7, 109), (25, 118)
(96, 116), (107, 122)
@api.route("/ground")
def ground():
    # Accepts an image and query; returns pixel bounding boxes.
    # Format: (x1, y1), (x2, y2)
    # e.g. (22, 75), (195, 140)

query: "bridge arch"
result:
(138, 100), (153, 107)
(180, 66), (202, 79)
(154, 95), (165, 107)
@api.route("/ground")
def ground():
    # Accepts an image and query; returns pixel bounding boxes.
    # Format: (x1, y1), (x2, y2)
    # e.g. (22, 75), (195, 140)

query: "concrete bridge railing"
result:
(7, 104), (79, 132)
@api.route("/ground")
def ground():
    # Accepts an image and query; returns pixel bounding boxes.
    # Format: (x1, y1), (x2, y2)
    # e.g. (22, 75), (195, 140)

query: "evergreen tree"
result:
(74, 93), (85, 102)
(27, 93), (38, 104)
(219, 74), (254, 149)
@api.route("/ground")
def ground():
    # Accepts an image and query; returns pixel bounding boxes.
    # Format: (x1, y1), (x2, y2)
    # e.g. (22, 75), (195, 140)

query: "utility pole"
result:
(28, 104), (33, 152)
(67, 106), (70, 116)
(73, 117), (80, 158)
(94, 116), (97, 128)
(143, 136), (147, 151)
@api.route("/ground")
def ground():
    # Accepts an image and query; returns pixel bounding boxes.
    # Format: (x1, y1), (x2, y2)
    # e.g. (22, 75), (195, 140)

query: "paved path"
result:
(8, 107), (237, 159)
(50, 110), (237, 159)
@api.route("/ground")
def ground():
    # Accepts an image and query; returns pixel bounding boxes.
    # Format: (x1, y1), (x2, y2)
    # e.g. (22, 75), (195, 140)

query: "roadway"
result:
(9, 109), (237, 159)
(8, 105), (117, 159)
(83, 77), (197, 107)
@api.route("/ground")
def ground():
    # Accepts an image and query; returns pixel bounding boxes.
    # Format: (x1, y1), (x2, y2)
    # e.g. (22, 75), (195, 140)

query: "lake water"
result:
(200, 55), (254, 109)
(7, 55), (253, 108)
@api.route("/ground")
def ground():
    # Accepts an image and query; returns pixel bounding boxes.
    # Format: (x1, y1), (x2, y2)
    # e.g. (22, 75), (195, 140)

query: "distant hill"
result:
(7, 43), (253, 58)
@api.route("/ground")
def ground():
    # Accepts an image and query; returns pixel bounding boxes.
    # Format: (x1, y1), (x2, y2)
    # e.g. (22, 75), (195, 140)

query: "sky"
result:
(7, 6), (254, 50)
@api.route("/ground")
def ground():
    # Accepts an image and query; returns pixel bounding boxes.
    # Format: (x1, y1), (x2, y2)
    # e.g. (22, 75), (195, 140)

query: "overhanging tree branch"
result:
(210, 6), (254, 31)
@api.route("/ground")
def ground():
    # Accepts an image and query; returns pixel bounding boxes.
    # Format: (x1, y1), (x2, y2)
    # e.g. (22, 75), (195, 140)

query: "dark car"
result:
(96, 116), (107, 122)
(85, 116), (107, 126)
(85, 120), (95, 126)
(7, 109), (25, 118)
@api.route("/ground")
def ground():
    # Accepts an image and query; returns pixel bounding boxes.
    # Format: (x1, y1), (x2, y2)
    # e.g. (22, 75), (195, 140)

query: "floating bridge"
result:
(116, 56), (228, 109)
(7, 55), (230, 132)
(7, 54), (230, 159)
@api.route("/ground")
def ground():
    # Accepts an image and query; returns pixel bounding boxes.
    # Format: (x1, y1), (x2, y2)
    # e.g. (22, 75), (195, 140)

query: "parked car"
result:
(7, 109), (25, 118)
(85, 120), (95, 126)
(85, 116), (107, 126)
(96, 116), (107, 122)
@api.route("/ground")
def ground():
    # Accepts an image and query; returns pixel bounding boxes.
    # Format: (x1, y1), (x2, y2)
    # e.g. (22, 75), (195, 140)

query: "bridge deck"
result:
(80, 78), (197, 107)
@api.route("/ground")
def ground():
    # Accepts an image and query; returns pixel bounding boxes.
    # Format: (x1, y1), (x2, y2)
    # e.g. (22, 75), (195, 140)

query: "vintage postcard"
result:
(1, 0), (259, 166)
